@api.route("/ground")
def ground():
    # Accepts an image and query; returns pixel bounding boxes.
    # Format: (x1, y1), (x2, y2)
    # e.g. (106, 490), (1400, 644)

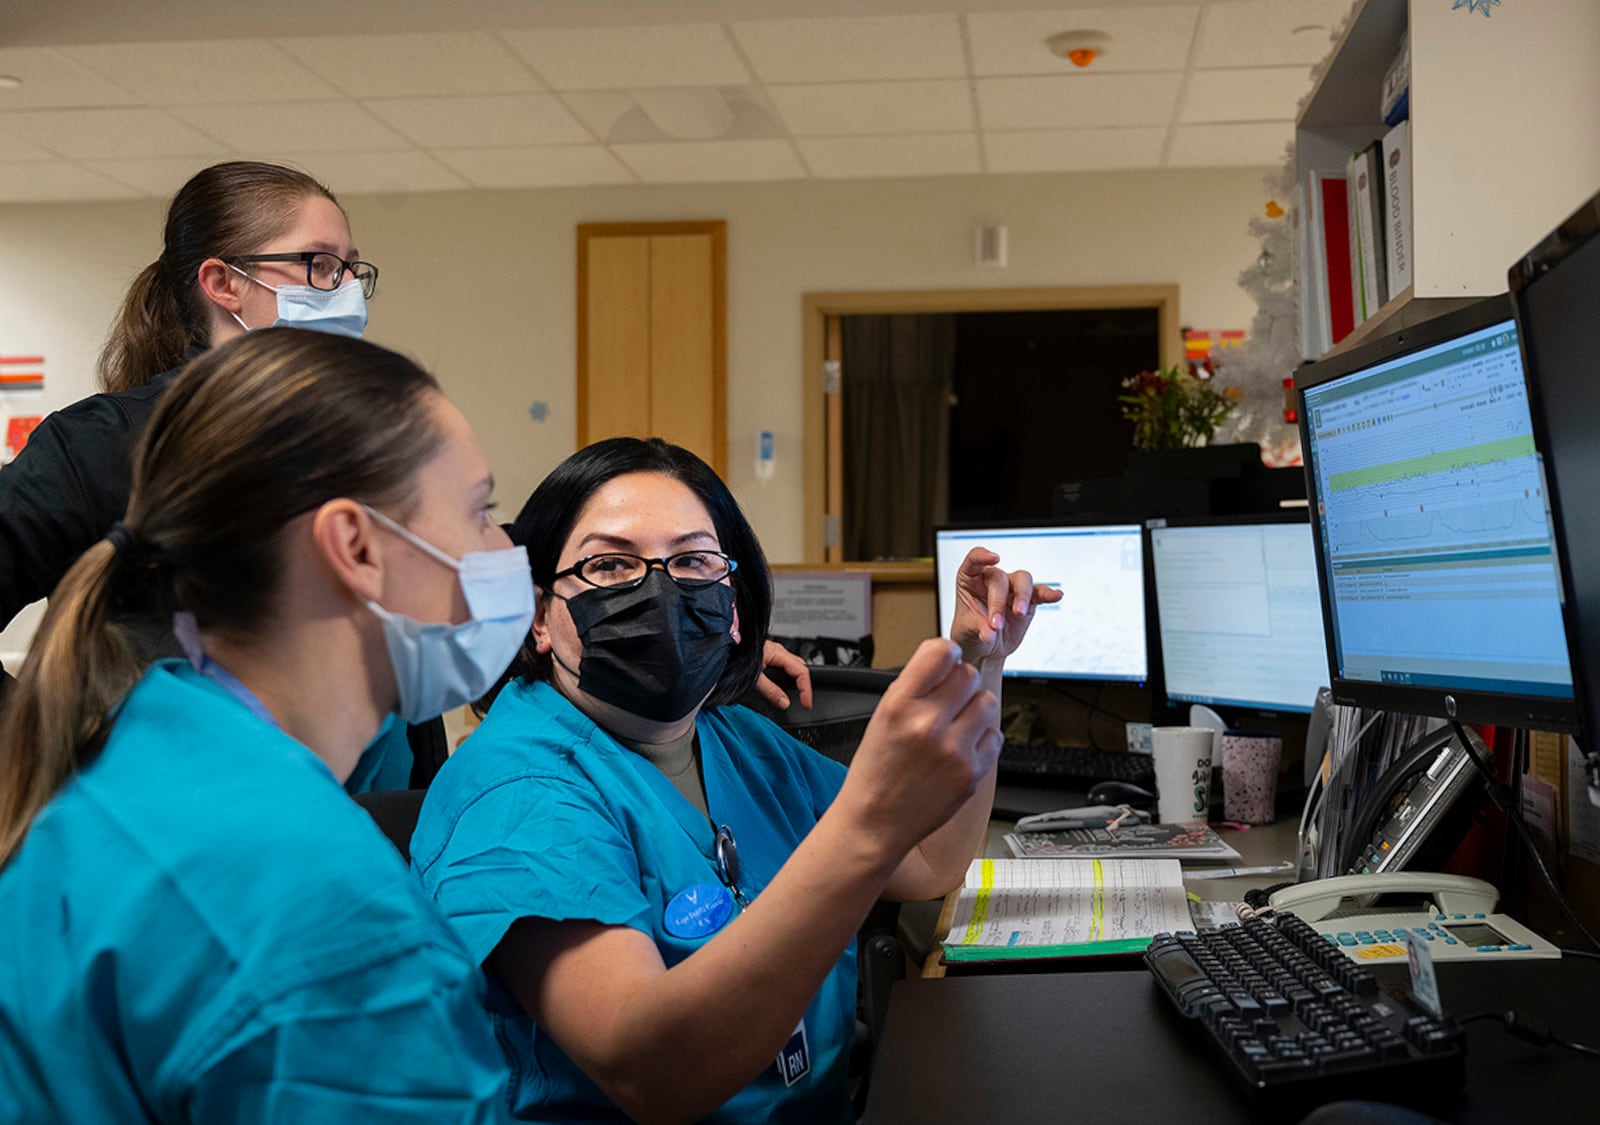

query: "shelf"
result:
(1319, 288), (1480, 360)
(1294, 0), (1600, 363)
(1296, 0), (1404, 136)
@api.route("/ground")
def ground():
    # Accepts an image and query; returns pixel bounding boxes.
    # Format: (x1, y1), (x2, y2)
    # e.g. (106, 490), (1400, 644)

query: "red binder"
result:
(1319, 177), (1355, 344)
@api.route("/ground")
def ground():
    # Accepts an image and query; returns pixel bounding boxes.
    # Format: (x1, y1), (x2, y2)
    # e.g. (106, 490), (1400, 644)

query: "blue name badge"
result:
(664, 882), (735, 939)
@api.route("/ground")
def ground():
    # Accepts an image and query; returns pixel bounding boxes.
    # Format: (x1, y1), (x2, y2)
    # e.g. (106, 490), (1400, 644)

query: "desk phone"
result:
(1268, 872), (1562, 963)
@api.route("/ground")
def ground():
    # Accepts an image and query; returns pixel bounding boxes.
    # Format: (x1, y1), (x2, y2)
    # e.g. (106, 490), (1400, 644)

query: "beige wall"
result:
(0, 165), (1272, 654)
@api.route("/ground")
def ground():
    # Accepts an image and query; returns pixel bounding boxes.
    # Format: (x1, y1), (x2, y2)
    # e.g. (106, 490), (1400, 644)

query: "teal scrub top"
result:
(345, 712), (414, 794)
(413, 678), (855, 1125)
(0, 660), (511, 1123)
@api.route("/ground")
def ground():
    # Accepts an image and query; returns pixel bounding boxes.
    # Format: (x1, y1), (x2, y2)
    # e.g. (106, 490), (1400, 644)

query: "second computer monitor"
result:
(1295, 293), (1577, 731)
(1149, 513), (1329, 717)
(934, 522), (1147, 683)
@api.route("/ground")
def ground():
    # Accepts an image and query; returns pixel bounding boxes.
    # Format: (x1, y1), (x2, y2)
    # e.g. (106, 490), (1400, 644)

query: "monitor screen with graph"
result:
(1295, 294), (1577, 730)
(934, 521), (1147, 683)
(1148, 513), (1329, 717)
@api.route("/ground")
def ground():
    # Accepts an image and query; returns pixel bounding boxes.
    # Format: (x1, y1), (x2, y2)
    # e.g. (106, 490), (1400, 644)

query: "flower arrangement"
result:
(1118, 360), (1243, 451)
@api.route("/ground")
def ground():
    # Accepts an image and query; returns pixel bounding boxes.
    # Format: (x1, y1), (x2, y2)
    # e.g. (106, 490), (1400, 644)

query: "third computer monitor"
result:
(1511, 189), (1600, 752)
(934, 522), (1147, 683)
(1294, 293), (1577, 731)
(1148, 513), (1329, 718)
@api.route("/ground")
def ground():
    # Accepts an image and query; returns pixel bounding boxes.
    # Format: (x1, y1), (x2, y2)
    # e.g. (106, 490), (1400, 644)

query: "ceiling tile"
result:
(977, 73), (1183, 131)
(799, 133), (979, 179)
(0, 48), (139, 108)
(563, 88), (782, 144)
(1192, 0), (1354, 69)
(967, 6), (1200, 76)
(499, 24), (750, 91)
(984, 127), (1165, 173)
(1180, 66), (1312, 123)
(169, 101), (410, 153)
(60, 40), (342, 105)
(769, 80), (973, 136)
(0, 161), (139, 202)
(1166, 121), (1294, 168)
(732, 15), (965, 83)
(0, 108), (231, 160)
(613, 139), (804, 184)
(276, 32), (541, 98)
(434, 145), (634, 189)
(0, 129), (55, 162)
(365, 94), (592, 148)
(84, 156), (225, 196)
(264, 150), (470, 194)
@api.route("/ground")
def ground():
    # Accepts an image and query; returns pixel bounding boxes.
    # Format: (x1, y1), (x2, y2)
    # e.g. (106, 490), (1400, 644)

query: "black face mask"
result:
(560, 568), (736, 722)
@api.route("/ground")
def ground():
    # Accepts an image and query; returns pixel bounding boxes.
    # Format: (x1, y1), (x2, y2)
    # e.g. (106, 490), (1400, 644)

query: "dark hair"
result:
(97, 161), (342, 394)
(503, 437), (772, 711)
(0, 329), (444, 866)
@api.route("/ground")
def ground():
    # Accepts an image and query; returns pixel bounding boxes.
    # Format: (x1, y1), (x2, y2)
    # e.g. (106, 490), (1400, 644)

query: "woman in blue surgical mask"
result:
(0, 328), (523, 1121)
(0, 161), (428, 790)
(413, 437), (1062, 1124)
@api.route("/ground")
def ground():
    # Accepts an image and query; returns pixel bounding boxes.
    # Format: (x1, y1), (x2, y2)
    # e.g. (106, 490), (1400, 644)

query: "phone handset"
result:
(1267, 872), (1499, 923)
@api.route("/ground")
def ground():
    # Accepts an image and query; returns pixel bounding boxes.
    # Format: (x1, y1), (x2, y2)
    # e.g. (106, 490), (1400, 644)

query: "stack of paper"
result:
(940, 857), (1193, 963)
(1004, 821), (1242, 862)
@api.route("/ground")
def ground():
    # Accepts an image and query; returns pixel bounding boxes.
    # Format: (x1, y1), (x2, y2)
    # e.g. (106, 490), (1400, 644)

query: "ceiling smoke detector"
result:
(1046, 30), (1113, 69)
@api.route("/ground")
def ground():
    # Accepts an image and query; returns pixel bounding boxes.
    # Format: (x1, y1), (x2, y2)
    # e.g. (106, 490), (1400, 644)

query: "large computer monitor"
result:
(1295, 294), (1578, 731)
(1148, 513), (1329, 719)
(1510, 188), (1600, 782)
(933, 521), (1147, 683)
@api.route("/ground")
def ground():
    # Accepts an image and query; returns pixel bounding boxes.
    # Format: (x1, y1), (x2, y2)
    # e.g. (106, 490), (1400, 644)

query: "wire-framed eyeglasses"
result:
(222, 252), (379, 299)
(551, 551), (738, 591)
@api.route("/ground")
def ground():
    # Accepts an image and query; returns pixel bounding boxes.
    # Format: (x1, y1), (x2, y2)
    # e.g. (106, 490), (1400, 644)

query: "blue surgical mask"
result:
(362, 505), (534, 723)
(228, 265), (368, 339)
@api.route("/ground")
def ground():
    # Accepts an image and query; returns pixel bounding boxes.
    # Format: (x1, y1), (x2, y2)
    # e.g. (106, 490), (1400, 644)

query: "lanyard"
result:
(196, 655), (279, 729)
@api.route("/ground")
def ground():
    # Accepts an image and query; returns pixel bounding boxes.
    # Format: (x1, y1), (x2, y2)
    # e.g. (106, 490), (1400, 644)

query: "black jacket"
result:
(0, 347), (198, 625)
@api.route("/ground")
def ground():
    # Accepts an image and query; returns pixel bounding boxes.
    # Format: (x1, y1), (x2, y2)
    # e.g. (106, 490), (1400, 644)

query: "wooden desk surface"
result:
(921, 817), (1301, 977)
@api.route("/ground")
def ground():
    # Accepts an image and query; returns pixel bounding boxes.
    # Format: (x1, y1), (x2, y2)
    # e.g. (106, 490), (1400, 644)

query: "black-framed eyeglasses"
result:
(552, 551), (738, 591)
(222, 252), (379, 299)
(714, 824), (746, 905)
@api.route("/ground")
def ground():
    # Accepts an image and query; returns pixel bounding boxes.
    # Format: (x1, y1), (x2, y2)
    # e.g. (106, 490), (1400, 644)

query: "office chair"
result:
(742, 665), (908, 1115)
(353, 788), (426, 863)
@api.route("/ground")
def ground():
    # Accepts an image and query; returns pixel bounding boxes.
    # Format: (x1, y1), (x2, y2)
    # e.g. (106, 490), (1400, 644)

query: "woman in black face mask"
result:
(412, 436), (1060, 1124)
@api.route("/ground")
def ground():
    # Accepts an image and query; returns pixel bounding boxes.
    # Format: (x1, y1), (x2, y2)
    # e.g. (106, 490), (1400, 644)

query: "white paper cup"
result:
(1152, 726), (1215, 823)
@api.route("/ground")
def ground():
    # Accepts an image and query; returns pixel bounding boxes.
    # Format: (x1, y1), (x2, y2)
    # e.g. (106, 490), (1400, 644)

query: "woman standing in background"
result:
(0, 161), (433, 788)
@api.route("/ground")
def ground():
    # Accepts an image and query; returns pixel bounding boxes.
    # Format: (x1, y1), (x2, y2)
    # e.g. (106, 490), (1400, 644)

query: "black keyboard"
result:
(995, 742), (1155, 786)
(1145, 914), (1464, 1106)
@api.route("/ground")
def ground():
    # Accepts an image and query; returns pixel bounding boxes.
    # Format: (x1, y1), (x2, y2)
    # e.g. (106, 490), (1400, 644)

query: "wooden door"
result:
(578, 222), (726, 477)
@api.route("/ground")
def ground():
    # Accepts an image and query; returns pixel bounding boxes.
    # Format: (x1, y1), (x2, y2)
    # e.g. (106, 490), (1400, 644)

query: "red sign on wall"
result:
(6, 415), (42, 457)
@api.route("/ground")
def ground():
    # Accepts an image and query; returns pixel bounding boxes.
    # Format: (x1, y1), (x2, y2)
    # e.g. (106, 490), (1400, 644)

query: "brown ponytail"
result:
(1, 329), (445, 866)
(0, 541), (142, 864)
(96, 161), (342, 394)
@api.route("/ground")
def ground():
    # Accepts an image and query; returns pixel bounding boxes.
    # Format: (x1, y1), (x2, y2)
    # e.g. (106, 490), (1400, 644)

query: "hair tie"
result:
(106, 521), (144, 560)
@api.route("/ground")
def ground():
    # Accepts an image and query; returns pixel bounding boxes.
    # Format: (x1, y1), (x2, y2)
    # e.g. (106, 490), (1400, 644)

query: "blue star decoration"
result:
(1452, 0), (1500, 15)
(528, 401), (549, 423)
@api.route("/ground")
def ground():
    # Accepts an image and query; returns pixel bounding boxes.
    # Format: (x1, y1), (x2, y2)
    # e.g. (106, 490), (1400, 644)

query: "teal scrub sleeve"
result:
(181, 940), (509, 1124)
(420, 778), (651, 965)
(796, 740), (849, 821)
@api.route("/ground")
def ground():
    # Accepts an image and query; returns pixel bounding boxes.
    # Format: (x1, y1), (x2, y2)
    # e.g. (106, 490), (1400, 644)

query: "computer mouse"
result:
(1086, 780), (1156, 808)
